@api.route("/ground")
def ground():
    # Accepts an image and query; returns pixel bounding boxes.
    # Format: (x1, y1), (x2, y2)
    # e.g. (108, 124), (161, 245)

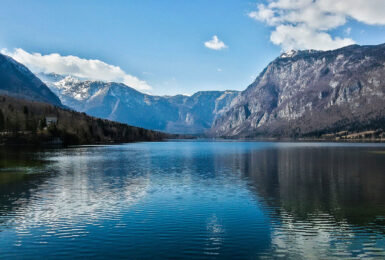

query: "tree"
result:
(0, 109), (4, 131)
(23, 106), (29, 115)
(38, 118), (47, 130)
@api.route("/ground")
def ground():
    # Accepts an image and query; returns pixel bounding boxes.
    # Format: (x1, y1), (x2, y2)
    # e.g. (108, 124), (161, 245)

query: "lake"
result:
(1, 141), (385, 259)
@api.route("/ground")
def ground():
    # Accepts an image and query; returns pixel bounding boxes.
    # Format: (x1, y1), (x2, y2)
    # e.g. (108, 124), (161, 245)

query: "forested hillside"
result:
(0, 95), (168, 145)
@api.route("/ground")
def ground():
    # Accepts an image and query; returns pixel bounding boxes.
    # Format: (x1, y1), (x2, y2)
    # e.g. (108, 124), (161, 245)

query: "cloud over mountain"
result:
(0, 48), (152, 92)
(248, 0), (385, 51)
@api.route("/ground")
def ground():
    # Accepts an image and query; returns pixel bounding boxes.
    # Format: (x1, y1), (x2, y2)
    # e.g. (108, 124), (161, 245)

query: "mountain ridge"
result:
(0, 53), (63, 107)
(39, 73), (239, 134)
(0, 54), (172, 145)
(212, 43), (385, 138)
(4, 43), (385, 140)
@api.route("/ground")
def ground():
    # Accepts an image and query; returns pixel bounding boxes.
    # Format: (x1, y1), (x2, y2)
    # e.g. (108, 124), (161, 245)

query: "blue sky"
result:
(1, 0), (385, 95)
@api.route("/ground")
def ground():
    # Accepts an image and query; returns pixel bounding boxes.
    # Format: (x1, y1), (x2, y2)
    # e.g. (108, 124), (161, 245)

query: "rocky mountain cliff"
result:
(0, 53), (62, 107)
(212, 44), (385, 138)
(40, 73), (239, 134)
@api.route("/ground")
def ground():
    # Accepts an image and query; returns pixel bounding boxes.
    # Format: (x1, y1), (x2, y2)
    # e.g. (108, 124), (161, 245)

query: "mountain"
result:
(0, 53), (62, 107)
(212, 44), (385, 138)
(0, 55), (170, 145)
(40, 73), (239, 134)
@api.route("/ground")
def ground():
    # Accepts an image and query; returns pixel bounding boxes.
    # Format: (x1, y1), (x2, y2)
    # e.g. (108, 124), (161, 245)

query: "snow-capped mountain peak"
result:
(37, 72), (239, 134)
(280, 50), (297, 58)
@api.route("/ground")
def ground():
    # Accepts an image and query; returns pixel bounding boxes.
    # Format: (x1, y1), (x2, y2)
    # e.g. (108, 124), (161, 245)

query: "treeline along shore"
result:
(0, 95), (171, 146)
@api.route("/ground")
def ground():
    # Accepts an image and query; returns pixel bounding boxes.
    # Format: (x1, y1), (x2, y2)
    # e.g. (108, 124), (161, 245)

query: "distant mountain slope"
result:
(40, 73), (239, 134)
(0, 54), (62, 107)
(212, 44), (385, 138)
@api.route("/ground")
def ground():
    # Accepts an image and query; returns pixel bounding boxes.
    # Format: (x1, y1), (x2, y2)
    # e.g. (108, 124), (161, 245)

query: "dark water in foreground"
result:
(0, 141), (385, 259)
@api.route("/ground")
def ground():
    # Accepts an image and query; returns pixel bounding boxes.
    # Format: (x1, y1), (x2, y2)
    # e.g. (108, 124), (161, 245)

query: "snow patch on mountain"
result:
(38, 73), (239, 134)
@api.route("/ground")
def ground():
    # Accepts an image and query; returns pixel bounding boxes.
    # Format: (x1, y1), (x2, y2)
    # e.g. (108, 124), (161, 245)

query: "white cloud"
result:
(317, 0), (385, 25)
(204, 35), (228, 50)
(0, 48), (152, 91)
(270, 24), (355, 51)
(248, 0), (385, 51)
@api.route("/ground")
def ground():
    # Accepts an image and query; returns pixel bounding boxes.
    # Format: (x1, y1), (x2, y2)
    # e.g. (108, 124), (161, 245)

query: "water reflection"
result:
(239, 146), (385, 223)
(234, 145), (385, 258)
(1, 147), (150, 229)
(0, 142), (384, 259)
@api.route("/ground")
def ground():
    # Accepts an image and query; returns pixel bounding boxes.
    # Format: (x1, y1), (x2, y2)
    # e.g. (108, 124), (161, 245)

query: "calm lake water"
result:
(1, 141), (385, 259)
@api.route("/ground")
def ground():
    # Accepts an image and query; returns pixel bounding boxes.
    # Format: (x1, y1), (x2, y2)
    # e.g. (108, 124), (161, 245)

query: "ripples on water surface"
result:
(0, 141), (385, 259)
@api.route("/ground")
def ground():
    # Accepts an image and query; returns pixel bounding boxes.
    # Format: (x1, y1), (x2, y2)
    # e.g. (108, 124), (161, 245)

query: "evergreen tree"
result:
(0, 110), (4, 131)
(23, 106), (29, 115)
(38, 118), (47, 130)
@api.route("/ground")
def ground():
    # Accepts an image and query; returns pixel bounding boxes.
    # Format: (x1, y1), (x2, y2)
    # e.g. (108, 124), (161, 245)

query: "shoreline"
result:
(2, 137), (385, 148)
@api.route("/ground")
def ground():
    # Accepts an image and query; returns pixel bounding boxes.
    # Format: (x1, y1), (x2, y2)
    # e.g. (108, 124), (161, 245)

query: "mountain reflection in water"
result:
(0, 142), (384, 259)
(235, 145), (385, 258)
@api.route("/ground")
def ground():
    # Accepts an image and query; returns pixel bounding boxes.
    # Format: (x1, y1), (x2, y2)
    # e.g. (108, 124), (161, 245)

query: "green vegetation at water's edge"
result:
(0, 95), (169, 145)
